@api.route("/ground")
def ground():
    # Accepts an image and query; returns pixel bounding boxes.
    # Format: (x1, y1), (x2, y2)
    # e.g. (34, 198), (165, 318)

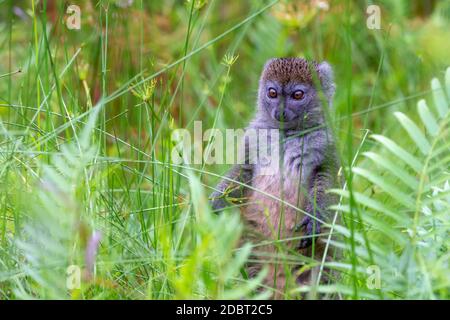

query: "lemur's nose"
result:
(274, 110), (287, 121)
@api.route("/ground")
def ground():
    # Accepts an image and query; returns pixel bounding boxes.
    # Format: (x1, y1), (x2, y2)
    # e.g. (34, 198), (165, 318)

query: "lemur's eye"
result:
(292, 90), (305, 100)
(268, 88), (277, 98)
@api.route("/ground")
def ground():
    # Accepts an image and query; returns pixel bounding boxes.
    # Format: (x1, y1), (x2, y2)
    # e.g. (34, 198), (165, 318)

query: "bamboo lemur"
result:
(210, 58), (339, 298)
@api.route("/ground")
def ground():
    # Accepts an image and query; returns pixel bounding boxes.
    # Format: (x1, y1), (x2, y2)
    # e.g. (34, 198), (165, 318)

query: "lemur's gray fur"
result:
(210, 58), (339, 297)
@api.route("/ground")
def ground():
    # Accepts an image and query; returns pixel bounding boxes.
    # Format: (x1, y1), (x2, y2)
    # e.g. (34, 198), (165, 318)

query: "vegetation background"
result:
(0, 0), (449, 299)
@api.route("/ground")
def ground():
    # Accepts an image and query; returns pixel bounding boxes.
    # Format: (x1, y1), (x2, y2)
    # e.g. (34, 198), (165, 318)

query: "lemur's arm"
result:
(297, 147), (339, 249)
(210, 163), (253, 211)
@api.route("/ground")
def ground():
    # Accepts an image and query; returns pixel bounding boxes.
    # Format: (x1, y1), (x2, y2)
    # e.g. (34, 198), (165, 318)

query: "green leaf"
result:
(222, 267), (270, 300)
(394, 112), (431, 155)
(330, 204), (408, 244)
(363, 152), (419, 190)
(371, 135), (423, 172)
(431, 78), (449, 119)
(417, 99), (439, 137)
(330, 189), (411, 224)
(352, 167), (416, 210)
(446, 67), (450, 99)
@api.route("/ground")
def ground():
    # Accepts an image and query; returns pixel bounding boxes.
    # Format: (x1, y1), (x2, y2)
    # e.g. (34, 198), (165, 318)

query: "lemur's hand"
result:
(296, 211), (321, 249)
(210, 192), (229, 212)
(209, 164), (253, 213)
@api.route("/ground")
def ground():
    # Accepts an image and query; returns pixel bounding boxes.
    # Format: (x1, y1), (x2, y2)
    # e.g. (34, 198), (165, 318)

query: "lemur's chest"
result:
(252, 135), (314, 189)
(242, 135), (315, 235)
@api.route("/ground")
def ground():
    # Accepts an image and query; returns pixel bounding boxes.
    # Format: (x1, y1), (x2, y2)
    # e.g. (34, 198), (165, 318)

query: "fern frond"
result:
(14, 109), (100, 299)
(331, 67), (450, 299)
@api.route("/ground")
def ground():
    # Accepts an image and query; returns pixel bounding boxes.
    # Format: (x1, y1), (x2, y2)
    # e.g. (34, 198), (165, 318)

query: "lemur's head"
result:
(257, 58), (335, 130)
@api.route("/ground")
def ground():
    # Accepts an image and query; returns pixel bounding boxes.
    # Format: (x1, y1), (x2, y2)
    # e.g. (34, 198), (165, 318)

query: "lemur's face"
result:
(258, 58), (334, 129)
(262, 80), (316, 125)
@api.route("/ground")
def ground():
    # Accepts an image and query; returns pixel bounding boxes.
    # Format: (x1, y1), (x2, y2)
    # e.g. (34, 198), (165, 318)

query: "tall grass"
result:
(0, 0), (449, 299)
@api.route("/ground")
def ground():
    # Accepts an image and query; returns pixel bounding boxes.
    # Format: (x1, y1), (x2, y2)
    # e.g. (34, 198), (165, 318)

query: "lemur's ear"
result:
(316, 61), (336, 104)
